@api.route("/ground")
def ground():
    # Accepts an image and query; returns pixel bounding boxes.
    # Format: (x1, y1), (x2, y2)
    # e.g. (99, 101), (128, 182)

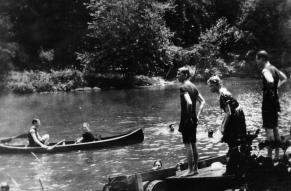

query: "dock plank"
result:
(165, 167), (240, 191)
(170, 166), (229, 179)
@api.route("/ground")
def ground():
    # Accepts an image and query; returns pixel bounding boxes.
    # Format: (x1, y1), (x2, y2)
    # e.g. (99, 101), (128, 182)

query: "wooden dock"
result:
(163, 166), (242, 191)
(103, 155), (231, 191)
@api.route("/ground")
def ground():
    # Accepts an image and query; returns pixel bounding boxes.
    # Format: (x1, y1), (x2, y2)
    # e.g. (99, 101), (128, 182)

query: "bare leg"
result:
(266, 129), (274, 158)
(273, 128), (280, 160)
(41, 134), (50, 145)
(181, 143), (198, 177)
(191, 142), (199, 174)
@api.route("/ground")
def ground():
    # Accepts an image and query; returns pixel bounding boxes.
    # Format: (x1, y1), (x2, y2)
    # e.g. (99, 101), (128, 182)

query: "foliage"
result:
(164, 0), (212, 47)
(3, 0), (90, 70)
(7, 69), (84, 93)
(168, 18), (236, 80)
(78, 0), (173, 78)
(2, 0), (291, 89)
(50, 69), (85, 91)
(212, 0), (242, 25)
(237, 0), (291, 55)
(0, 14), (15, 87)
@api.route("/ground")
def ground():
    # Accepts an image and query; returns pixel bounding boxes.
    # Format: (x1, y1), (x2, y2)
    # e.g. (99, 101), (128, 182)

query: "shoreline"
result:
(6, 67), (290, 95)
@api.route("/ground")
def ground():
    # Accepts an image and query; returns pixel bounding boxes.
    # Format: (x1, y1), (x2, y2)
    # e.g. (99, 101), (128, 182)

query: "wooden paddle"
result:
(13, 133), (28, 139)
(47, 139), (65, 150)
(30, 152), (44, 191)
(0, 133), (28, 144)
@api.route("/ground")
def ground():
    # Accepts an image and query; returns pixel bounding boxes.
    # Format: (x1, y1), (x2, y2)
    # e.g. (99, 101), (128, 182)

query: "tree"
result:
(164, 0), (212, 47)
(0, 14), (15, 87)
(3, 0), (90, 70)
(237, 0), (291, 66)
(79, 0), (173, 77)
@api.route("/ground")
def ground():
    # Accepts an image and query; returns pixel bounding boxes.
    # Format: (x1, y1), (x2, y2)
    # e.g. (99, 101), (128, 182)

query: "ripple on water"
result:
(0, 79), (290, 191)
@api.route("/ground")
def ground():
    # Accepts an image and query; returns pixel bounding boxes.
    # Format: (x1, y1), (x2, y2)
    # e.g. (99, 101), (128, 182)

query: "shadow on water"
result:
(0, 78), (290, 190)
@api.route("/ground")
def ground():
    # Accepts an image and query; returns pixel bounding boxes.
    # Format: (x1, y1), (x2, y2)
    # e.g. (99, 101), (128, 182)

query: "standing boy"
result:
(256, 50), (287, 159)
(177, 66), (205, 176)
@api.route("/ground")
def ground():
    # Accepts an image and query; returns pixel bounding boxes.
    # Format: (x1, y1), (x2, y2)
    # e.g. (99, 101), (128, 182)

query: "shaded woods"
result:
(1, 0), (291, 93)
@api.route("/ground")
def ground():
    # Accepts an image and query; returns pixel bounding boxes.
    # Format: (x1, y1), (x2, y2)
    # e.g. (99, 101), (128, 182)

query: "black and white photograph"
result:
(0, 0), (291, 190)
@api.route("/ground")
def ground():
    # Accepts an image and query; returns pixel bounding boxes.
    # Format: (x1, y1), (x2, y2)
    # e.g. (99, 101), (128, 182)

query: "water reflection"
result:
(0, 78), (289, 190)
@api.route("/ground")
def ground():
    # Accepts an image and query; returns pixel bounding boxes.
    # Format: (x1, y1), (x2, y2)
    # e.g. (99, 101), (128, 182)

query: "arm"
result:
(196, 93), (205, 120)
(278, 70), (287, 88)
(75, 137), (83, 143)
(262, 69), (274, 84)
(184, 93), (192, 118)
(220, 104), (231, 133)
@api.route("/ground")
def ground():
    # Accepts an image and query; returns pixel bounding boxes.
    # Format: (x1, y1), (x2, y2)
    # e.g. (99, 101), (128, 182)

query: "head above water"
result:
(152, 159), (162, 170)
(177, 66), (191, 82)
(207, 75), (222, 93)
(32, 118), (41, 127)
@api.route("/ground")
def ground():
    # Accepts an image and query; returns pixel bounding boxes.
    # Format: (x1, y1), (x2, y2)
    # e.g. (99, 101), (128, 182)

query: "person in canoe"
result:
(76, 122), (96, 143)
(177, 66), (205, 176)
(207, 76), (247, 175)
(256, 50), (287, 160)
(28, 118), (50, 149)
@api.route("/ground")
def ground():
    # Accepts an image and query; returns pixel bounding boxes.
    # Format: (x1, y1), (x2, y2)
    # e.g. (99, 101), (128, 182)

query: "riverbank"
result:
(6, 70), (170, 94)
(6, 67), (289, 95)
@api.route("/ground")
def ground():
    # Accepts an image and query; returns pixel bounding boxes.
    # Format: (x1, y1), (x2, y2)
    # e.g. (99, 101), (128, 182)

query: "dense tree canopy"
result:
(0, 0), (291, 81)
(0, 14), (14, 83)
(78, 0), (173, 77)
(1, 0), (90, 70)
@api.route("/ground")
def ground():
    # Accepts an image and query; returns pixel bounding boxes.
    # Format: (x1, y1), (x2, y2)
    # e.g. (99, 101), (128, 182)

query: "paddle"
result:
(47, 139), (65, 150)
(0, 133), (28, 144)
(30, 152), (45, 191)
(13, 133), (28, 139)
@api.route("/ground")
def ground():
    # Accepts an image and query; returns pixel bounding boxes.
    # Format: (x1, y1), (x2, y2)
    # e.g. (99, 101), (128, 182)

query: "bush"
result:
(31, 72), (54, 92)
(51, 69), (84, 90)
(83, 72), (131, 88)
(7, 69), (85, 93)
(133, 75), (155, 86)
(9, 82), (35, 94)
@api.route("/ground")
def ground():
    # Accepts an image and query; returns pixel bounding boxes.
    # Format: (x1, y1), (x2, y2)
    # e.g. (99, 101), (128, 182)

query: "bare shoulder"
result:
(262, 68), (270, 73)
(220, 87), (231, 97)
(29, 127), (36, 133)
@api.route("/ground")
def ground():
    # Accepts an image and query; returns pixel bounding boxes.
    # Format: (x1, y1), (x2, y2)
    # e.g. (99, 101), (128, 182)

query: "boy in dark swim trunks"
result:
(177, 66), (205, 176)
(256, 50), (287, 160)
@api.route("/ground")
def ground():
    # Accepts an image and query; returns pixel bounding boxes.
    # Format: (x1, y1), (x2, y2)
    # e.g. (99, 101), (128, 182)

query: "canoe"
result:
(0, 128), (144, 154)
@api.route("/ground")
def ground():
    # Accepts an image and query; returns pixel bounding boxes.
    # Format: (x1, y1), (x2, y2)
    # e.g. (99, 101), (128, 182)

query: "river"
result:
(0, 77), (290, 191)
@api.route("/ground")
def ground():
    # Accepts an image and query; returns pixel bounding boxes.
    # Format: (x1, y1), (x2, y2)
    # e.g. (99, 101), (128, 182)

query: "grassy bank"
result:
(7, 70), (85, 94)
(7, 60), (274, 95)
(6, 70), (165, 94)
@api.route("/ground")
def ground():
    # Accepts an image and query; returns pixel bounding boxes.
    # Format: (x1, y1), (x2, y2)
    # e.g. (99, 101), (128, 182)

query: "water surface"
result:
(0, 78), (290, 191)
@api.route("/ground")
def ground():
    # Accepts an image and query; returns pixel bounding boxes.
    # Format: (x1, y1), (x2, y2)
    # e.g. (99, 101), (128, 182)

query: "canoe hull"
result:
(0, 128), (144, 154)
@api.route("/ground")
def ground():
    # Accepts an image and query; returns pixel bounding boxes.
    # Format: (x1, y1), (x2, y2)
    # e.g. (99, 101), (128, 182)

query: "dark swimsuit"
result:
(262, 64), (280, 129)
(220, 93), (246, 145)
(81, 132), (95, 142)
(179, 82), (199, 144)
(220, 92), (247, 175)
(28, 128), (44, 147)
